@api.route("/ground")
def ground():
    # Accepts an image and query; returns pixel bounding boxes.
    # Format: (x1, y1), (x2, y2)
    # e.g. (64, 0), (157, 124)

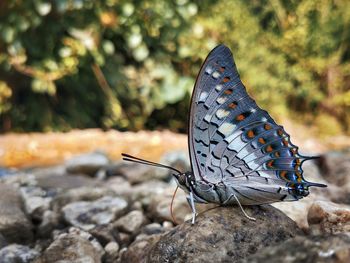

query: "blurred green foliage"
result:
(0, 0), (349, 135)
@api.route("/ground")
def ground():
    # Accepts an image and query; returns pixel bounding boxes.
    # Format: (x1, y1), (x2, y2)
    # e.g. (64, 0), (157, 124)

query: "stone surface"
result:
(121, 234), (162, 263)
(20, 186), (52, 221)
(103, 242), (120, 263)
(0, 184), (33, 244)
(0, 233), (7, 250)
(105, 161), (169, 185)
(35, 173), (98, 190)
(62, 196), (128, 231)
(244, 234), (350, 263)
(0, 244), (39, 263)
(65, 151), (110, 176)
(114, 210), (148, 235)
(89, 224), (121, 247)
(38, 232), (102, 263)
(51, 186), (115, 212)
(37, 210), (60, 238)
(105, 177), (132, 197)
(148, 205), (302, 263)
(308, 200), (350, 234)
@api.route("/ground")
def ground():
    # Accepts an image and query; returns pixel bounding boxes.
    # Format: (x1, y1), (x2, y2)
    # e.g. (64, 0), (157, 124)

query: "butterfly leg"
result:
(223, 194), (256, 221)
(186, 191), (197, 225)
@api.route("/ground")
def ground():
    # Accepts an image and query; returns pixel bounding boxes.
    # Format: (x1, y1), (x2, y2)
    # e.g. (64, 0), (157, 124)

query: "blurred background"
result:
(0, 0), (350, 167)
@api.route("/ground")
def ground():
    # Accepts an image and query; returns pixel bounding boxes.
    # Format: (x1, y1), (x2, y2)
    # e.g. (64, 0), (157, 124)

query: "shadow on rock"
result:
(146, 205), (302, 263)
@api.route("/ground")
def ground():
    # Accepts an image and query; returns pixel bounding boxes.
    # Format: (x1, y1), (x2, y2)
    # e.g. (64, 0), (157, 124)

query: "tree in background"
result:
(0, 0), (349, 135)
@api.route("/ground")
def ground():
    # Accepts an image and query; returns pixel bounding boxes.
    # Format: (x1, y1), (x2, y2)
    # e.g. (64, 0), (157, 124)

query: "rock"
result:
(0, 184), (33, 244)
(37, 210), (60, 238)
(68, 227), (105, 258)
(0, 244), (39, 263)
(104, 161), (169, 185)
(103, 242), (120, 263)
(0, 233), (7, 249)
(147, 185), (216, 224)
(105, 177), (132, 197)
(36, 173), (99, 191)
(20, 186), (52, 221)
(142, 223), (164, 235)
(89, 224), (121, 247)
(148, 205), (302, 263)
(244, 234), (350, 263)
(308, 200), (350, 234)
(119, 232), (132, 247)
(62, 196), (128, 231)
(38, 232), (103, 263)
(121, 234), (162, 263)
(160, 150), (191, 176)
(113, 210), (148, 235)
(65, 152), (109, 176)
(51, 186), (115, 212)
(317, 150), (350, 187)
(130, 180), (170, 205)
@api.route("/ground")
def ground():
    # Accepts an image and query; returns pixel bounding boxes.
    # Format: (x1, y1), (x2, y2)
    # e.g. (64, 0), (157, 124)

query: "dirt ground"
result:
(1, 121), (349, 168)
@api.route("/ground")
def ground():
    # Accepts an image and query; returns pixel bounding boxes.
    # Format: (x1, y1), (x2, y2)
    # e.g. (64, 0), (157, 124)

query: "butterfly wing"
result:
(188, 45), (326, 203)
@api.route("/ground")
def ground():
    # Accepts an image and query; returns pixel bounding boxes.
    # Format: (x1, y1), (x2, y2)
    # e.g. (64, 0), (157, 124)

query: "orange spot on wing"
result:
(219, 66), (225, 73)
(283, 139), (288, 146)
(275, 151), (280, 157)
(222, 77), (230, 83)
(267, 160), (274, 168)
(236, 114), (245, 121)
(258, 137), (266, 144)
(280, 170), (287, 178)
(265, 145), (273, 152)
(264, 124), (272, 130)
(229, 102), (237, 109)
(247, 130), (255, 138)
(277, 129), (284, 136)
(224, 89), (233, 95)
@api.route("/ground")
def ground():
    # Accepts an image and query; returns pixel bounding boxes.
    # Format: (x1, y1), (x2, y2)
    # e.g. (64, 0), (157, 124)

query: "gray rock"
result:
(68, 227), (105, 258)
(65, 152), (109, 176)
(105, 177), (132, 197)
(37, 210), (60, 238)
(130, 180), (172, 206)
(142, 223), (164, 235)
(160, 150), (191, 175)
(244, 234), (350, 263)
(104, 161), (169, 184)
(0, 244), (39, 263)
(20, 186), (52, 221)
(0, 184), (33, 244)
(113, 210), (148, 235)
(308, 200), (350, 235)
(37, 173), (99, 189)
(121, 234), (162, 263)
(62, 196), (128, 231)
(51, 186), (115, 212)
(89, 224), (121, 247)
(148, 205), (302, 263)
(38, 232), (102, 263)
(0, 233), (7, 250)
(103, 242), (120, 263)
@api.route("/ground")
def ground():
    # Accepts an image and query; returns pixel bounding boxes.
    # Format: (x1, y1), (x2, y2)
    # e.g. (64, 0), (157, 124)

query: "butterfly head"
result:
(174, 172), (196, 192)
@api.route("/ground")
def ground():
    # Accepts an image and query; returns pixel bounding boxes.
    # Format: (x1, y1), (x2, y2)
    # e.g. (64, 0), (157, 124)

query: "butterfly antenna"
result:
(170, 186), (179, 225)
(121, 153), (182, 174)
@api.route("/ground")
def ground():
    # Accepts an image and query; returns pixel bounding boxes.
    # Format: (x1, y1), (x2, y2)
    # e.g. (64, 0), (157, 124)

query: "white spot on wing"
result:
(250, 108), (256, 113)
(204, 114), (211, 122)
(216, 97), (227, 105)
(197, 91), (208, 103)
(216, 109), (230, 119)
(212, 71), (220, 79)
(218, 123), (235, 136)
(261, 117), (267, 122)
(215, 85), (223, 91)
(205, 66), (213, 75)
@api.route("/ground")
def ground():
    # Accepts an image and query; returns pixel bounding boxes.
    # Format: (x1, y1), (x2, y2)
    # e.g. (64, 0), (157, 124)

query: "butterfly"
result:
(122, 44), (327, 224)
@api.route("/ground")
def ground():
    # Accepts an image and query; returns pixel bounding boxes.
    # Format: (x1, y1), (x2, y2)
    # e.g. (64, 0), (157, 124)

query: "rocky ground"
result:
(0, 148), (350, 262)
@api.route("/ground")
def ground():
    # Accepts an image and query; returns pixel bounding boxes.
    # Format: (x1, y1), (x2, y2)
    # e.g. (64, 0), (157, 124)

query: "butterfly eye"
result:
(178, 174), (186, 186)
